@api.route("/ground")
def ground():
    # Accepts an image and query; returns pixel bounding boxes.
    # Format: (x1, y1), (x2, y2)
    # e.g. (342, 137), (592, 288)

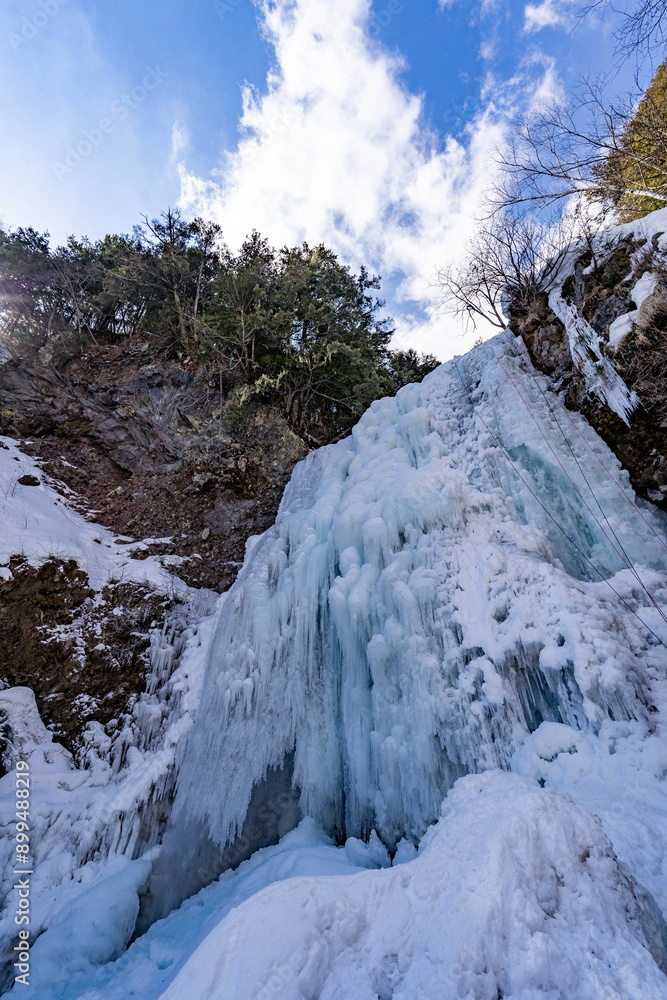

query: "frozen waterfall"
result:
(174, 332), (667, 857)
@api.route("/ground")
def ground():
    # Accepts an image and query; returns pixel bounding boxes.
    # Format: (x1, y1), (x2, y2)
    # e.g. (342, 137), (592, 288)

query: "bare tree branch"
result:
(437, 214), (578, 333)
(579, 0), (667, 61)
(493, 72), (667, 216)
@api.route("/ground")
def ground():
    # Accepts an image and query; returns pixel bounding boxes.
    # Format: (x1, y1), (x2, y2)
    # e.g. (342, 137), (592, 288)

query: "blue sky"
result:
(0, 0), (643, 357)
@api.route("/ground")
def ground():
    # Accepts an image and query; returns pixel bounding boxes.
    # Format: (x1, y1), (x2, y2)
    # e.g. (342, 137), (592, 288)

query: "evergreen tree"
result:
(593, 60), (667, 221)
(0, 213), (440, 440)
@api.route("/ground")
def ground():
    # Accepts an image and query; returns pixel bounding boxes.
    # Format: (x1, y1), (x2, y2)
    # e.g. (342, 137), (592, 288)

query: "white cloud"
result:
(523, 0), (570, 33)
(529, 54), (565, 107)
(171, 121), (188, 159)
(177, 0), (506, 360)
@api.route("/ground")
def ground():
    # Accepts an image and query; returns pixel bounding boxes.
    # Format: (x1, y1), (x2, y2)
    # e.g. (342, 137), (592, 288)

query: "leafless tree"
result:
(580, 0), (667, 61)
(493, 73), (667, 215)
(437, 214), (578, 333)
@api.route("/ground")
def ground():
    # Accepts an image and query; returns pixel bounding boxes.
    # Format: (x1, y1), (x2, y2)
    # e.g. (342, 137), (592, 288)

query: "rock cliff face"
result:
(0, 340), (308, 757)
(0, 341), (307, 591)
(509, 228), (667, 513)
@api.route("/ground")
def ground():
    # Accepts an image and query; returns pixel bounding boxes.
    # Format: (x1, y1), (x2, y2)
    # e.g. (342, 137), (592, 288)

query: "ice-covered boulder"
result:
(0, 687), (72, 773)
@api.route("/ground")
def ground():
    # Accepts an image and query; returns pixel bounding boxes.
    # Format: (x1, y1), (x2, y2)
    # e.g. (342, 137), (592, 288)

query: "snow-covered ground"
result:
(0, 435), (188, 592)
(2, 314), (667, 996)
(0, 437), (221, 992)
(157, 772), (667, 1000)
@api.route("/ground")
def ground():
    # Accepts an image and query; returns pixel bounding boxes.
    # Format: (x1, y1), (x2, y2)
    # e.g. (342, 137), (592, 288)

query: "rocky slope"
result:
(0, 340), (307, 590)
(509, 212), (667, 511)
(0, 341), (307, 759)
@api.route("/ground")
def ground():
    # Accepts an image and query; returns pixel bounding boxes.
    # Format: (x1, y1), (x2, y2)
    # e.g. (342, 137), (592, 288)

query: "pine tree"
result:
(594, 60), (667, 221)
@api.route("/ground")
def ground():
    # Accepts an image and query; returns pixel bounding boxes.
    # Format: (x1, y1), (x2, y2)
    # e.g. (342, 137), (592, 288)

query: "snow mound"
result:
(27, 856), (153, 998)
(513, 717), (667, 917)
(159, 772), (667, 1000)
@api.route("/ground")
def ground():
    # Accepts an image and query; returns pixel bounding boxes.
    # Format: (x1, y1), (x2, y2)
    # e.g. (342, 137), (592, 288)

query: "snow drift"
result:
(161, 772), (667, 1000)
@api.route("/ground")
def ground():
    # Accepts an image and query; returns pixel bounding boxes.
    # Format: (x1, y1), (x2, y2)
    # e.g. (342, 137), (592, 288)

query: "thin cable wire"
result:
(509, 331), (667, 554)
(452, 356), (667, 650)
(486, 343), (667, 627)
(501, 331), (639, 574)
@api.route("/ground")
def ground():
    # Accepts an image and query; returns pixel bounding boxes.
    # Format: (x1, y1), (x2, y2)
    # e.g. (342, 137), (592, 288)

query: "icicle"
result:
(548, 287), (639, 424)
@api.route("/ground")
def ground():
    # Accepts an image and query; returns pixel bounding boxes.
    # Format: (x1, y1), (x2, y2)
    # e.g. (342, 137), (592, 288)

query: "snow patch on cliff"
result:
(0, 435), (187, 594)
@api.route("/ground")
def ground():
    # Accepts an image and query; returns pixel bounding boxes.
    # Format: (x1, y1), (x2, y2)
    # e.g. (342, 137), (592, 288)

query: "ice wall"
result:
(175, 333), (667, 852)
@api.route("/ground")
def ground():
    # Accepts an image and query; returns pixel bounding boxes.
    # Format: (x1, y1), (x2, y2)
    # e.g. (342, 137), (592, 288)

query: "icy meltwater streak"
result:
(176, 334), (667, 851)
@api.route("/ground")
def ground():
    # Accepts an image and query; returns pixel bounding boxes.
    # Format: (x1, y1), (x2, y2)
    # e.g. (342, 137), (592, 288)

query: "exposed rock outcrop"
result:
(509, 230), (667, 512)
(0, 341), (308, 591)
(0, 557), (172, 761)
